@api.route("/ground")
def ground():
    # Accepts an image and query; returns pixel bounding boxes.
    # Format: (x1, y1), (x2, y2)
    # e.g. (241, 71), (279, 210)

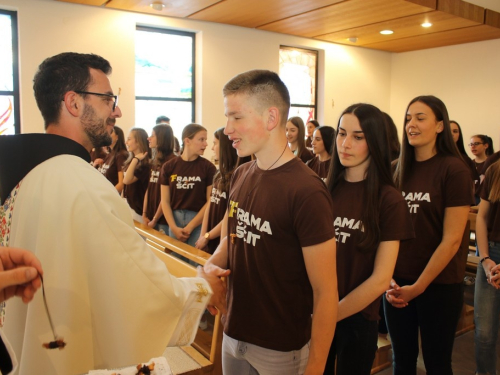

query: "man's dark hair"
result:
(33, 52), (112, 129)
(156, 116), (170, 124)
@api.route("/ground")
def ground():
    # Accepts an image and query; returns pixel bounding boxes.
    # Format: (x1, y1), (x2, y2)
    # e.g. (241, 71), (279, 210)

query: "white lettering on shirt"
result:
(402, 191), (431, 214)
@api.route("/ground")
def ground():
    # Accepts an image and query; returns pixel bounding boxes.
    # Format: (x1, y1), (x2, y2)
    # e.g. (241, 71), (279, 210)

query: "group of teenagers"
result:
(6, 54), (499, 375)
(88, 69), (500, 375)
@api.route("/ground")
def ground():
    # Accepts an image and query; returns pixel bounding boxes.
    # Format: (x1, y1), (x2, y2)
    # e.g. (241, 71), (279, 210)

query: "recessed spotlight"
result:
(348, 37), (358, 43)
(150, 2), (165, 11)
(421, 22), (432, 28)
(380, 30), (394, 35)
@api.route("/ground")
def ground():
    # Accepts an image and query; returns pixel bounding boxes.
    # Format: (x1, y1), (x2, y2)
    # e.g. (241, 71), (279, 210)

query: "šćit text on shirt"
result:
(210, 188), (227, 204)
(150, 170), (160, 183)
(170, 174), (202, 190)
(402, 191), (431, 214)
(334, 216), (364, 243)
(229, 200), (272, 246)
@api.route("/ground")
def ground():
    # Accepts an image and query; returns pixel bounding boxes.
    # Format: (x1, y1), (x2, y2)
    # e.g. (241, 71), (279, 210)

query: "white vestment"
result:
(0, 154), (211, 375)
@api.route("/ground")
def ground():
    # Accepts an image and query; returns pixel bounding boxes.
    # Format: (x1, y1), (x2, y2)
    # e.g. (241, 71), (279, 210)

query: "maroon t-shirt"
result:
(297, 147), (314, 164)
(206, 180), (228, 254)
(160, 156), (216, 212)
(99, 150), (128, 187)
(480, 165), (500, 242)
(306, 156), (330, 180)
(225, 158), (335, 351)
(395, 154), (473, 284)
(123, 161), (150, 216)
(332, 180), (414, 321)
(145, 154), (176, 225)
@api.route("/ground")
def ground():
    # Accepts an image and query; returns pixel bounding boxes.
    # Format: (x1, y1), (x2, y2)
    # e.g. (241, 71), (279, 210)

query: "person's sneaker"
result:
(464, 276), (475, 286)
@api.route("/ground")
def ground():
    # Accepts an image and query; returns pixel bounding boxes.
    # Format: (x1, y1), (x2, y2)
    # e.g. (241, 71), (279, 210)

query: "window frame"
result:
(279, 45), (319, 121)
(0, 9), (20, 135)
(135, 25), (196, 123)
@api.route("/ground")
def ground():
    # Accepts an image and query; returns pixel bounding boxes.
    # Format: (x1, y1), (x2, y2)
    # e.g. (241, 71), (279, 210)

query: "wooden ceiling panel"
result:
(188, 0), (344, 28)
(317, 10), (481, 46)
(257, 0), (435, 37)
(105, 0), (220, 18)
(55, 0), (108, 5)
(54, 0), (500, 52)
(364, 24), (500, 52)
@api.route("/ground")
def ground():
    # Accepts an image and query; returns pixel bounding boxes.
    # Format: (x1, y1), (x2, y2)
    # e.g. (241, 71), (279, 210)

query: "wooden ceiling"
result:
(56, 0), (500, 52)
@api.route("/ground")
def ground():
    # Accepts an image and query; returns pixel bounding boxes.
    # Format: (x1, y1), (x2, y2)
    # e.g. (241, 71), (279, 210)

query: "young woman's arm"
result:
(476, 199), (499, 288)
(338, 240), (399, 321)
(396, 205), (470, 303)
(147, 204), (164, 229)
(195, 203), (211, 249)
(161, 185), (189, 241)
(142, 188), (150, 225)
(115, 171), (124, 194)
(183, 185), (212, 238)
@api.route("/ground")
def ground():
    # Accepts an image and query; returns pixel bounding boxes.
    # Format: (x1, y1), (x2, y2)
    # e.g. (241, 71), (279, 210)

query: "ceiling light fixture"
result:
(150, 2), (165, 11)
(348, 37), (358, 43)
(380, 30), (394, 35)
(421, 22), (432, 27)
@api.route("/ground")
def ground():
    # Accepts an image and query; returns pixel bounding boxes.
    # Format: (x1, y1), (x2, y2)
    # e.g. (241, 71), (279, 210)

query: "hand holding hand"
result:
(201, 264), (231, 315)
(385, 279), (408, 308)
(0, 247), (43, 303)
(171, 226), (189, 242)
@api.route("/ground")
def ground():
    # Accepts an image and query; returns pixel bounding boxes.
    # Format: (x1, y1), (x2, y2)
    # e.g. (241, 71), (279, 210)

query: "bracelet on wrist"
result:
(480, 256), (491, 264)
(133, 157), (140, 162)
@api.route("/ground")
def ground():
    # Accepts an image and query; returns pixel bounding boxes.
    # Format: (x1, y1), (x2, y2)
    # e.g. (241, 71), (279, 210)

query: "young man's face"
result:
(224, 93), (268, 157)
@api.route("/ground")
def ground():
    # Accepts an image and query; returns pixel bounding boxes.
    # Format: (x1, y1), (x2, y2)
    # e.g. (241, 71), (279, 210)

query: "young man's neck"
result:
(255, 141), (294, 170)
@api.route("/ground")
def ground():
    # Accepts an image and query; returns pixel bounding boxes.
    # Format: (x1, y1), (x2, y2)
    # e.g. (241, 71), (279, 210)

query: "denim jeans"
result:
(474, 241), (500, 375)
(383, 279), (463, 375)
(168, 209), (201, 248)
(324, 312), (378, 375)
(222, 333), (309, 375)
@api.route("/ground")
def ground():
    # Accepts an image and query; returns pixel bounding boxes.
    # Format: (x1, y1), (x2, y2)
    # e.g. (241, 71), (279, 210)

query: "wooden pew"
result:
(134, 221), (222, 375)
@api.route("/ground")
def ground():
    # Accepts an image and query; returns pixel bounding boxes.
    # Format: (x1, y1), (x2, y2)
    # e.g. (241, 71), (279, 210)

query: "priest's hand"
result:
(197, 265), (230, 315)
(0, 247), (43, 304)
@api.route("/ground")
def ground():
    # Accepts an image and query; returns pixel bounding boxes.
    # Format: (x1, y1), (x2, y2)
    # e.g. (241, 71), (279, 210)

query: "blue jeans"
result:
(324, 312), (378, 375)
(168, 209), (201, 247)
(384, 279), (463, 375)
(474, 241), (500, 375)
(222, 333), (309, 375)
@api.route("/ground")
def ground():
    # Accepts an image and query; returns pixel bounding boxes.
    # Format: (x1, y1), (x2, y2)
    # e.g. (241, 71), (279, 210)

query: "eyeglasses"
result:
(74, 91), (119, 111)
(468, 142), (484, 147)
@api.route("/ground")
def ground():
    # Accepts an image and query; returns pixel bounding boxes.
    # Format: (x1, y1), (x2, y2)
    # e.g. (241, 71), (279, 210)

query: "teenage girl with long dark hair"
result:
(306, 125), (335, 180)
(142, 124), (175, 233)
(195, 127), (249, 253)
(98, 125), (128, 194)
(123, 128), (151, 223)
(385, 96), (473, 375)
(324, 103), (414, 375)
(160, 124), (216, 247)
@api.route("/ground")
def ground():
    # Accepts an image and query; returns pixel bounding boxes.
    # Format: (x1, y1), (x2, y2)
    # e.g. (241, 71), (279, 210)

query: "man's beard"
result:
(81, 104), (112, 148)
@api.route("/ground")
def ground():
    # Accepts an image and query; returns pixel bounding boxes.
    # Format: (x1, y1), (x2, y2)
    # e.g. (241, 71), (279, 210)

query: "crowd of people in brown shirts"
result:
(86, 79), (499, 375)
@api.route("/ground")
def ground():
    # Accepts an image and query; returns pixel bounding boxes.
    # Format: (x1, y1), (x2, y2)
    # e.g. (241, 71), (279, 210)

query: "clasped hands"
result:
(198, 264), (230, 316)
(385, 279), (423, 308)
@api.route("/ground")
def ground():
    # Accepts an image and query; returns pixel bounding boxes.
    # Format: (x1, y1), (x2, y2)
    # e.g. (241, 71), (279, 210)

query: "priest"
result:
(0, 52), (228, 375)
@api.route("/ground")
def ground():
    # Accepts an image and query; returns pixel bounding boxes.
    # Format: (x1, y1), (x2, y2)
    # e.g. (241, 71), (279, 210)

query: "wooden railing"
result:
(134, 221), (222, 375)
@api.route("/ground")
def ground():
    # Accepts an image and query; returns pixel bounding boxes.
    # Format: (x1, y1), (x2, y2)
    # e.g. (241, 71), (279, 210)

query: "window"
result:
(279, 46), (318, 124)
(135, 26), (195, 138)
(0, 9), (20, 135)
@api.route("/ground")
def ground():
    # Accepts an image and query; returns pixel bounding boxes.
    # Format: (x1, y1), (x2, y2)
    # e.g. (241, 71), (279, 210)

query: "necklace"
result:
(229, 141), (288, 244)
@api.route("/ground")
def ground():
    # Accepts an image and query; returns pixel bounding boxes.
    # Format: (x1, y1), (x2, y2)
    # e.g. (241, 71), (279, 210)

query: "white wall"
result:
(1, 0), (392, 161)
(390, 38), (500, 158)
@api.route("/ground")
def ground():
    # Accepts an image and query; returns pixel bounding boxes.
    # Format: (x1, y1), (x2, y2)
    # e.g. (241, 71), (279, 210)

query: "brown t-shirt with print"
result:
(206, 180), (228, 254)
(333, 180), (414, 321)
(225, 158), (335, 352)
(480, 165), (500, 242)
(306, 156), (331, 180)
(145, 154), (176, 225)
(99, 150), (128, 187)
(160, 156), (216, 212)
(395, 154), (473, 284)
(123, 161), (150, 216)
